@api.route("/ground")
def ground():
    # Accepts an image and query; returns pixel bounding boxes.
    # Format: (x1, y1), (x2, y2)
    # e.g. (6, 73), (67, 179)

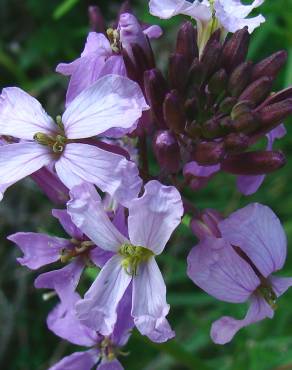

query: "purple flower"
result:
(47, 287), (133, 370)
(0, 75), (149, 205)
(67, 180), (184, 343)
(187, 203), (292, 344)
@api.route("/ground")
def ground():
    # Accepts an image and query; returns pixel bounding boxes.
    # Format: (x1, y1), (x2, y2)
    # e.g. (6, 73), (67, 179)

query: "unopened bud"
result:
(208, 69), (227, 95)
(188, 58), (203, 86)
(239, 77), (273, 107)
(192, 142), (225, 165)
(202, 117), (222, 139)
(233, 111), (259, 133)
(221, 27), (250, 72)
(163, 90), (186, 133)
(153, 130), (180, 173)
(185, 97), (199, 121)
(257, 87), (292, 110)
(191, 209), (223, 240)
(200, 39), (222, 81)
(252, 50), (288, 80)
(224, 133), (249, 153)
(144, 69), (168, 129)
(231, 101), (252, 120)
(222, 150), (286, 175)
(219, 97), (237, 114)
(228, 61), (253, 97)
(169, 53), (189, 93)
(88, 6), (105, 33)
(176, 21), (198, 66)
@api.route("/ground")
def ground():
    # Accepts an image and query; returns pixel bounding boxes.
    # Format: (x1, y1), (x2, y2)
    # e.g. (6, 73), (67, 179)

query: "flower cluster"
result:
(1, 1), (292, 368)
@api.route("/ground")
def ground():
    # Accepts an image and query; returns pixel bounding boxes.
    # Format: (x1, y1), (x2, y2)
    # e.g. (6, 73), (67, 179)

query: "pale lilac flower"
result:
(0, 75), (149, 205)
(47, 286), (133, 370)
(67, 180), (184, 343)
(187, 203), (292, 344)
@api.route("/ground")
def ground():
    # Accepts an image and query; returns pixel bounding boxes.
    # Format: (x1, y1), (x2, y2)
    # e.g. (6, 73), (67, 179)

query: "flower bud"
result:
(257, 87), (292, 109)
(191, 209), (223, 240)
(153, 130), (180, 173)
(208, 69), (227, 95)
(202, 117), (223, 139)
(200, 38), (222, 81)
(228, 61), (253, 97)
(88, 6), (105, 33)
(224, 133), (249, 153)
(219, 97), (237, 114)
(231, 101), (252, 120)
(144, 69), (168, 129)
(239, 76), (273, 107)
(221, 150), (286, 175)
(163, 90), (186, 133)
(169, 53), (189, 93)
(221, 27), (250, 72)
(188, 58), (203, 86)
(176, 21), (198, 66)
(252, 50), (288, 80)
(185, 97), (199, 121)
(192, 142), (225, 165)
(233, 111), (259, 133)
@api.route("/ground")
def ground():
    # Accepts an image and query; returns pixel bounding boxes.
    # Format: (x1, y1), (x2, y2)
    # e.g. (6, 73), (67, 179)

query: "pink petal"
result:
(67, 182), (128, 252)
(62, 75), (149, 139)
(55, 143), (142, 206)
(219, 203), (287, 277)
(52, 209), (83, 240)
(128, 180), (183, 255)
(132, 258), (174, 343)
(76, 255), (132, 335)
(0, 142), (51, 187)
(187, 237), (260, 303)
(143, 25), (163, 39)
(0, 87), (56, 139)
(211, 294), (274, 345)
(8, 232), (66, 269)
(49, 349), (99, 370)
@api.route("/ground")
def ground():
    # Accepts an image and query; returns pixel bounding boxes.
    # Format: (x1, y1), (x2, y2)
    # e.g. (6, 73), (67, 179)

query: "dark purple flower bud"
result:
(163, 90), (186, 133)
(208, 69), (228, 95)
(222, 150), (286, 175)
(202, 117), (223, 138)
(153, 130), (180, 173)
(228, 61), (253, 97)
(231, 101), (252, 120)
(185, 97), (199, 121)
(239, 77), (273, 107)
(224, 133), (249, 153)
(191, 209), (223, 240)
(188, 58), (203, 86)
(233, 111), (259, 133)
(192, 142), (225, 165)
(144, 69), (168, 129)
(219, 97), (237, 114)
(200, 38), (222, 81)
(119, 0), (132, 15)
(257, 87), (292, 109)
(169, 53), (189, 93)
(221, 27), (250, 72)
(185, 120), (202, 138)
(252, 50), (288, 80)
(176, 22), (198, 66)
(88, 6), (105, 33)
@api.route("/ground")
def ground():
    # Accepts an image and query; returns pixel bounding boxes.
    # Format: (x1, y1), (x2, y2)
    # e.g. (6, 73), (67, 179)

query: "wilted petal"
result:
(219, 203), (287, 277)
(49, 349), (99, 370)
(187, 237), (260, 303)
(0, 142), (51, 187)
(76, 255), (131, 335)
(149, 0), (211, 22)
(0, 87), (56, 139)
(62, 75), (149, 139)
(132, 258), (174, 343)
(128, 181), (183, 255)
(98, 359), (124, 370)
(211, 294), (274, 344)
(67, 182), (128, 252)
(270, 276), (292, 297)
(8, 232), (66, 269)
(52, 209), (83, 240)
(55, 143), (142, 206)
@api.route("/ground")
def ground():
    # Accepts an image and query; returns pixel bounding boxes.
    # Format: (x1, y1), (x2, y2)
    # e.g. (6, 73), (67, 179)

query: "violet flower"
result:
(187, 203), (292, 344)
(67, 181), (183, 343)
(0, 75), (149, 206)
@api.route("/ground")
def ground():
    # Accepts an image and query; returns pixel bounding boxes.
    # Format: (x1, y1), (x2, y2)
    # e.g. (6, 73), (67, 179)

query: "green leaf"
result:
(53, 0), (80, 20)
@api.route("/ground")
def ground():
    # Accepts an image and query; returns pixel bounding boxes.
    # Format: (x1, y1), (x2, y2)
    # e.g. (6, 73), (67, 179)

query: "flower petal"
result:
(76, 255), (132, 335)
(49, 349), (99, 370)
(236, 174), (265, 196)
(62, 74), (149, 139)
(270, 276), (292, 297)
(52, 209), (83, 240)
(80, 32), (111, 58)
(211, 294), (274, 345)
(132, 258), (174, 343)
(67, 182), (128, 252)
(0, 142), (51, 188)
(219, 203), (287, 277)
(0, 87), (56, 139)
(128, 180), (183, 255)
(143, 25), (163, 39)
(7, 232), (66, 269)
(55, 143), (142, 206)
(97, 359), (124, 370)
(187, 237), (260, 303)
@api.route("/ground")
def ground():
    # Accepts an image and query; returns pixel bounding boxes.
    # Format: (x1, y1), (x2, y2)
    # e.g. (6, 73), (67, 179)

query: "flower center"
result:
(34, 132), (67, 153)
(60, 239), (95, 263)
(257, 283), (277, 310)
(119, 243), (154, 276)
(107, 28), (120, 53)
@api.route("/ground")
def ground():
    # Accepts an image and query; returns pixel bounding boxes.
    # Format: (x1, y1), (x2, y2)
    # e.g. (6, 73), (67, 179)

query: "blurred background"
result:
(1, 1), (292, 369)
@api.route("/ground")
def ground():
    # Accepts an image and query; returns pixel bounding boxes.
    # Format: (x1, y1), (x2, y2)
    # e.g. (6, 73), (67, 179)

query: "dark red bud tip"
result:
(228, 61), (253, 97)
(252, 50), (288, 80)
(144, 69), (168, 129)
(163, 90), (186, 133)
(153, 130), (181, 173)
(88, 6), (105, 33)
(257, 87), (292, 109)
(239, 77), (273, 107)
(257, 98), (292, 134)
(169, 53), (189, 93)
(192, 142), (225, 165)
(200, 39), (222, 81)
(176, 22), (198, 65)
(222, 150), (286, 175)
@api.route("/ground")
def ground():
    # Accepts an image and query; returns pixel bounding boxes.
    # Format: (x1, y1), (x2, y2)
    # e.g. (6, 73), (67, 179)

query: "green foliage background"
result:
(0, 1), (292, 369)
